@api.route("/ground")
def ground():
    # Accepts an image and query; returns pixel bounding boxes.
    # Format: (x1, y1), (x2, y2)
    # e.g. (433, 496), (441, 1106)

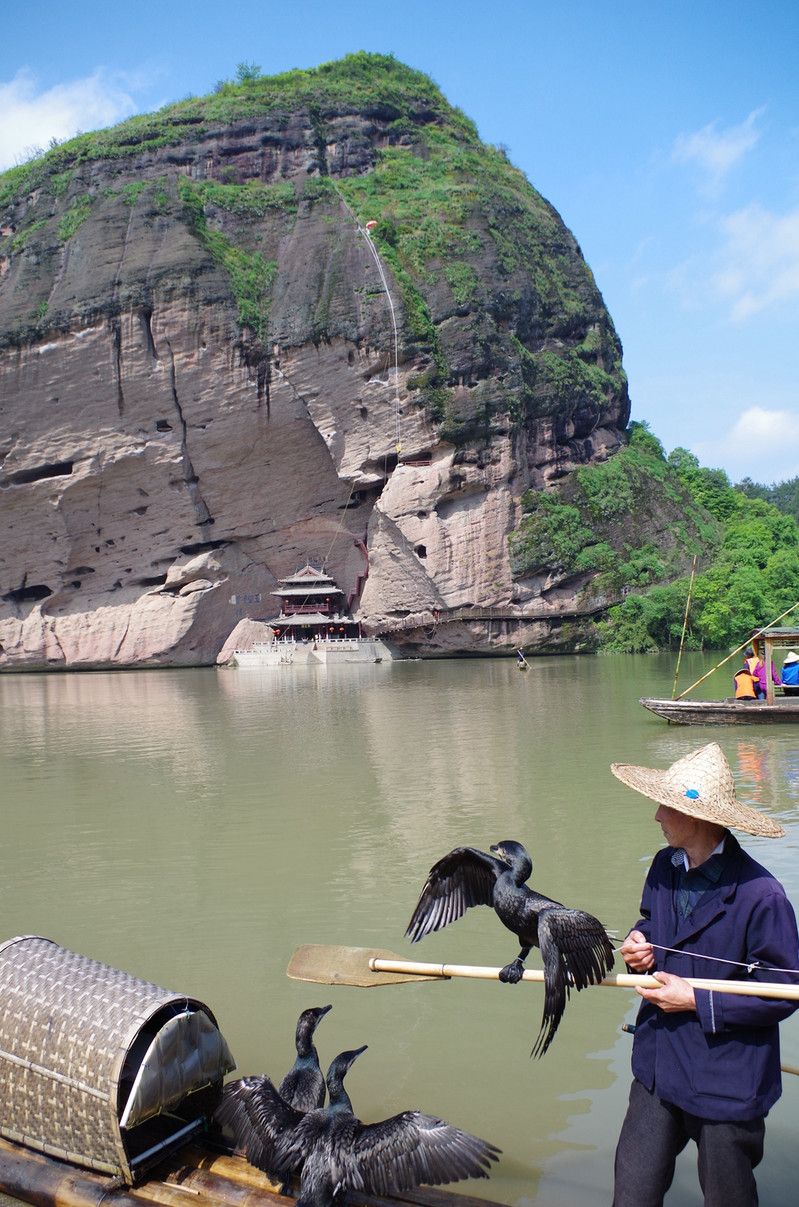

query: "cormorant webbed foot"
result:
(498, 957), (526, 984)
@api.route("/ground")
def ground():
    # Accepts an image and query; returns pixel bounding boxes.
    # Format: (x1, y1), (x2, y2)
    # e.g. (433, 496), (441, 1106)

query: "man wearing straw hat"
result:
(610, 742), (798, 1207)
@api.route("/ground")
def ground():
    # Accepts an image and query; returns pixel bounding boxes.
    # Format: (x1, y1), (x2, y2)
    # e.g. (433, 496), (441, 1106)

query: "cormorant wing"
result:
(348, 1111), (501, 1194)
(532, 907), (615, 1058)
(215, 1076), (304, 1177)
(405, 847), (502, 942)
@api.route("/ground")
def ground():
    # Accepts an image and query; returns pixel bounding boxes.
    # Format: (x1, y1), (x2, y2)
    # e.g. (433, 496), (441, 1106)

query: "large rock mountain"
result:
(0, 53), (631, 668)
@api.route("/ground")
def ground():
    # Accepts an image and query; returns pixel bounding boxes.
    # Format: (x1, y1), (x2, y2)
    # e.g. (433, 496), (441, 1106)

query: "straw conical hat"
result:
(610, 742), (785, 838)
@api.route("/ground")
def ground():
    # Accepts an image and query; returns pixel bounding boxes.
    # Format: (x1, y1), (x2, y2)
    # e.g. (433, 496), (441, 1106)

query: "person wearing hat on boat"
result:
(732, 661), (759, 701)
(781, 650), (799, 695)
(610, 742), (799, 1207)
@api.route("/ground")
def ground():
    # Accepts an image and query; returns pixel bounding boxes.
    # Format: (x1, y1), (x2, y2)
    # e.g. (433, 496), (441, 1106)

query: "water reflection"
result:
(0, 654), (798, 1205)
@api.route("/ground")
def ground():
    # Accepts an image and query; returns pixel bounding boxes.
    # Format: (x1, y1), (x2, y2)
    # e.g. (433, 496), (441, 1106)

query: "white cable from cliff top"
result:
(333, 187), (402, 458)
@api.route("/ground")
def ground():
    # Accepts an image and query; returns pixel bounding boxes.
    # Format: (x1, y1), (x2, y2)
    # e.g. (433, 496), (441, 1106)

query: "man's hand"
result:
(636, 971), (697, 1013)
(620, 929), (655, 972)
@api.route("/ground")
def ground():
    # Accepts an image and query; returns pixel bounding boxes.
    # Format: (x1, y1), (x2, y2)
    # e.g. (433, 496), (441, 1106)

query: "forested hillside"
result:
(580, 427), (799, 651)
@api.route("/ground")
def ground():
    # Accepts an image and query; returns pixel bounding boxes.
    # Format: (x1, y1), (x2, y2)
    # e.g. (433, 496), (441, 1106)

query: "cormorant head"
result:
(490, 841), (533, 877)
(325, 1045), (367, 1108)
(295, 1004), (332, 1046)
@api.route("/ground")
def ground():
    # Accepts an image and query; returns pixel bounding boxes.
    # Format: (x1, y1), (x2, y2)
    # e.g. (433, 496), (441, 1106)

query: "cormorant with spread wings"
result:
(216, 1046), (500, 1207)
(405, 839), (614, 1056)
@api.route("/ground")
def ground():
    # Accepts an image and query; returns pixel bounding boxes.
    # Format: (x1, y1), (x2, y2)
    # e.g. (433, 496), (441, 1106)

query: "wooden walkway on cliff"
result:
(370, 594), (624, 637)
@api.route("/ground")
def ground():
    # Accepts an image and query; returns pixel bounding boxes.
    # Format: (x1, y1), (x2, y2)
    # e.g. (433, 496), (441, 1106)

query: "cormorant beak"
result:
(344, 1044), (368, 1069)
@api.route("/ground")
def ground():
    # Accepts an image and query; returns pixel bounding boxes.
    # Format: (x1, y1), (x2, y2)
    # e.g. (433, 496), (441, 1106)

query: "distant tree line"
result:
(736, 475), (799, 526)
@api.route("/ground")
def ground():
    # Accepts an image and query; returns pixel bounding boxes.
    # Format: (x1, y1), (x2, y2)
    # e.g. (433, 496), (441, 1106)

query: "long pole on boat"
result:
(671, 556), (697, 699)
(675, 599), (799, 700)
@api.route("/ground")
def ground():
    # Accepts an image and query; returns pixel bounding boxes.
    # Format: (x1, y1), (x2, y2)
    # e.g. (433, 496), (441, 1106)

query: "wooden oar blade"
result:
(286, 944), (437, 987)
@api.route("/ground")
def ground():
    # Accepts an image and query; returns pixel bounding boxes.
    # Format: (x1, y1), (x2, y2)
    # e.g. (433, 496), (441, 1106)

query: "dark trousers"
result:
(613, 1079), (765, 1207)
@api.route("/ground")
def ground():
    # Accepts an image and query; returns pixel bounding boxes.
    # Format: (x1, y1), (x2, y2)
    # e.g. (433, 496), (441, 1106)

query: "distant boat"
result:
(642, 621), (799, 725)
(640, 696), (799, 726)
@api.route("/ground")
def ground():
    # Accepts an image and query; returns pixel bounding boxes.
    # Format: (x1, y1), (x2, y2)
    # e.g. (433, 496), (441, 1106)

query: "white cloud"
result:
(694, 406), (799, 485)
(0, 68), (139, 170)
(672, 108), (764, 195)
(713, 203), (799, 320)
(665, 201), (799, 322)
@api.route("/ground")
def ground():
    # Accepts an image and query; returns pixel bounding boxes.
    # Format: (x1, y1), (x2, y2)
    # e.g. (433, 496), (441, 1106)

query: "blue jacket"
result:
(629, 834), (799, 1121)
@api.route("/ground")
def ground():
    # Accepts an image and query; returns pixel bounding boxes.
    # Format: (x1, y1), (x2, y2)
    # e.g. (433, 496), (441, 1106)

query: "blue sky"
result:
(3, 0), (798, 485)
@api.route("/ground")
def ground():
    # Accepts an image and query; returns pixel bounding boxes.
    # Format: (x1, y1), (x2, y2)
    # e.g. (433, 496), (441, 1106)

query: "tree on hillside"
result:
(235, 62), (262, 83)
(736, 475), (799, 525)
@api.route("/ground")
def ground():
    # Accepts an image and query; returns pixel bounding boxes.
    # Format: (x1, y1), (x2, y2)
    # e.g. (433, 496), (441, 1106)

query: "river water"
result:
(1, 652), (798, 1206)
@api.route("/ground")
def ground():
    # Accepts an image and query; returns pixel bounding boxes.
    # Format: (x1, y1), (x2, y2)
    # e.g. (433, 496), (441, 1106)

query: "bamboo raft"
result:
(0, 1135), (500, 1207)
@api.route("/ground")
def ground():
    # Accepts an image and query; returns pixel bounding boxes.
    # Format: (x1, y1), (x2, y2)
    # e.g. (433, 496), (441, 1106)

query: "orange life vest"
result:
(734, 669), (758, 699)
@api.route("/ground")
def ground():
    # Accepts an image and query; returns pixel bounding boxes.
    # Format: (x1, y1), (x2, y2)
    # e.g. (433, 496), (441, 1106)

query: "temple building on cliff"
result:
(223, 563), (401, 665)
(267, 564), (361, 642)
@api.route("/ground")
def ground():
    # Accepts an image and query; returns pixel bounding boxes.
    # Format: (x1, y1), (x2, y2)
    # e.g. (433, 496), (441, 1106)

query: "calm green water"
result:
(1, 653), (799, 1206)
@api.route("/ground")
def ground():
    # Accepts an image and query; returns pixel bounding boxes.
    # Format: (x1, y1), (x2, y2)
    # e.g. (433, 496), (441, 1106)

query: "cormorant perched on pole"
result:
(279, 1005), (332, 1111)
(216, 1046), (500, 1207)
(405, 839), (614, 1056)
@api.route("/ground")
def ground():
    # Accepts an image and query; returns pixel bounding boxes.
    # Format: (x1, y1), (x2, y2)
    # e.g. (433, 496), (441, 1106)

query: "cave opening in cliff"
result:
(180, 539), (227, 556)
(9, 461), (74, 486)
(4, 584), (52, 604)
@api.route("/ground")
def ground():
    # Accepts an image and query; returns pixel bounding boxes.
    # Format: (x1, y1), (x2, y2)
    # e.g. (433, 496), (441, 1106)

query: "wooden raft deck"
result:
(0, 1137), (502, 1207)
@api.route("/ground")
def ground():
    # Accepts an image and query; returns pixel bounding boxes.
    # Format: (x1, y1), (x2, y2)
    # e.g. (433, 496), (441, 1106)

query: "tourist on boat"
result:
(733, 663), (759, 701)
(781, 650), (799, 695)
(753, 654), (781, 698)
(609, 742), (798, 1207)
(747, 642), (781, 698)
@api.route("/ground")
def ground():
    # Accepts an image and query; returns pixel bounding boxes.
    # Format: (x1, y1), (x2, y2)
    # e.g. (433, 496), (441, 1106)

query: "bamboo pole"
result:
(365, 957), (799, 1000)
(675, 600), (799, 701)
(671, 555), (697, 699)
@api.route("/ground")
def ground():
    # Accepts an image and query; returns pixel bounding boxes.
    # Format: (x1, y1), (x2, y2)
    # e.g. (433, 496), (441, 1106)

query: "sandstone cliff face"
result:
(0, 56), (630, 668)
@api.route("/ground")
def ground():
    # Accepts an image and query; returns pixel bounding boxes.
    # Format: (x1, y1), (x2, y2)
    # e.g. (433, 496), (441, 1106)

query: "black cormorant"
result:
(216, 1046), (500, 1207)
(279, 1005), (332, 1111)
(405, 839), (615, 1056)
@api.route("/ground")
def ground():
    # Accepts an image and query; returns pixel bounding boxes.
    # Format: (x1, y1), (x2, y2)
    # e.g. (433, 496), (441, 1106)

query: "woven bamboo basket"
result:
(0, 936), (236, 1183)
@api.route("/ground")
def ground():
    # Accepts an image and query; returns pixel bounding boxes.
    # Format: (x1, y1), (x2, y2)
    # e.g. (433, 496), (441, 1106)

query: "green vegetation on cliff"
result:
(0, 54), (471, 204)
(509, 423), (716, 590)
(178, 177), (278, 336)
(508, 422), (799, 652)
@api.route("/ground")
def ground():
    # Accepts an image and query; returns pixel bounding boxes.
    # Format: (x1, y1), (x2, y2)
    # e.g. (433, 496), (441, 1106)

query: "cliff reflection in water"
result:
(1, 654), (798, 1206)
